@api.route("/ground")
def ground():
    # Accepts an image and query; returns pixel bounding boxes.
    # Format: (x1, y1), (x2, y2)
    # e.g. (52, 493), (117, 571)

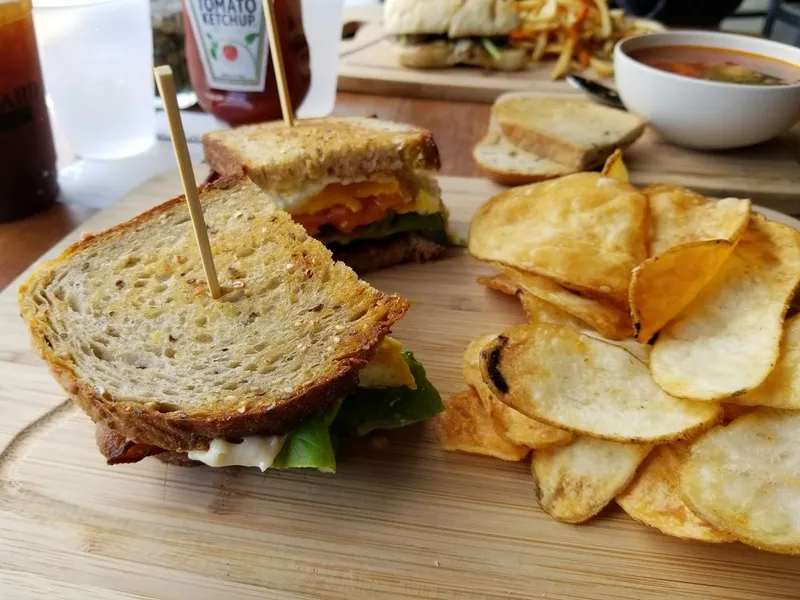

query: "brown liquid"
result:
(0, 0), (58, 222)
(183, 0), (310, 126)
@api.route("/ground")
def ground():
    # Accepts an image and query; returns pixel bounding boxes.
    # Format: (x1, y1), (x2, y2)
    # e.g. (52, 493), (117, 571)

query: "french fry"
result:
(551, 37), (576, 80)
(532, 32), (548, 61)
(510, 0), (664, 79)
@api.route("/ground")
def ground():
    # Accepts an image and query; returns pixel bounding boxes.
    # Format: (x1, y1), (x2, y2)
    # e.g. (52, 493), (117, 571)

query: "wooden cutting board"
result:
(612, 127), (800, 211)
(339, 20), (588, 102)
(2, 173), (800, 600)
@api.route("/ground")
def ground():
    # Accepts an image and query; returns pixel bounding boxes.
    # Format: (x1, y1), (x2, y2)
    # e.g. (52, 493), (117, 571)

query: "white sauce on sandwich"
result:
(188, 436), (285, 471)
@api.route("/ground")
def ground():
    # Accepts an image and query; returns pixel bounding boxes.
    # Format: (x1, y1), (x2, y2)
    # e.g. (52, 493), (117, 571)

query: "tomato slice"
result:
(294, 193), (406, 235)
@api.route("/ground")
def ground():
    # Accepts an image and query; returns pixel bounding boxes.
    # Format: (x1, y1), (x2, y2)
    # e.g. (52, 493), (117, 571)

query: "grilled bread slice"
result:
(491, 95), (647, 171)
(473, 127), (574, 186)
(203, 117), (441, 194)
(19, 176), (408, 453)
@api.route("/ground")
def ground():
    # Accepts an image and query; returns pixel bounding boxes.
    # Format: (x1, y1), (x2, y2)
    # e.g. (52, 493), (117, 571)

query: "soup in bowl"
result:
(614, 32), (800, 149)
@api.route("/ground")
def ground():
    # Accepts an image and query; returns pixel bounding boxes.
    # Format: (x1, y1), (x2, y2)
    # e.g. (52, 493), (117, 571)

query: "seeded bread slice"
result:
(19, 176), (408, 452)
(203, 117), (441, 194)
(492, 95), (647, 171)
(473, 128), (574, 186)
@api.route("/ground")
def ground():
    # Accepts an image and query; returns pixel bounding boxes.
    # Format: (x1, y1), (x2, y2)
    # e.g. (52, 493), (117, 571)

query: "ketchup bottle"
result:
(183, 0), (310, 126)
(0, 0), (58, 222)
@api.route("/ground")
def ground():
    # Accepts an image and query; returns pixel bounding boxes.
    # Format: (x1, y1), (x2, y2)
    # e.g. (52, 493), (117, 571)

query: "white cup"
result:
(33, 0), (156, 159)
(297, 0), (344, 118)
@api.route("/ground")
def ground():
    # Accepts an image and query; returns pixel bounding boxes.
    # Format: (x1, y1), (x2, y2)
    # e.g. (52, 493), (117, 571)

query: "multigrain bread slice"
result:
(473, 127), (574, 186)
(492, 95), (647, 171)
(19, 176), (408, 452)
(203, 117), (441, 194)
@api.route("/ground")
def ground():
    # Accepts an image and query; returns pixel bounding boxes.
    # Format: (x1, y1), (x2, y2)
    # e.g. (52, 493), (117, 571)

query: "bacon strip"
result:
(95, 423), (165, 465)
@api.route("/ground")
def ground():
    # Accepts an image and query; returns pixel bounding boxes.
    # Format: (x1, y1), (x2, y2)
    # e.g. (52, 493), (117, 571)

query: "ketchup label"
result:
(184, 0), (269, 92)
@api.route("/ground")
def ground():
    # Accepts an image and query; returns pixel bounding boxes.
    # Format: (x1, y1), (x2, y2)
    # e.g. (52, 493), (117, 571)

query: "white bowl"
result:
(614, 31), (800, 150)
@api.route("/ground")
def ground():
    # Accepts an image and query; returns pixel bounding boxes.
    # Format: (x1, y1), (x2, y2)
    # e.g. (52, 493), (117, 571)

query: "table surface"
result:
(0, 92), (488, 293)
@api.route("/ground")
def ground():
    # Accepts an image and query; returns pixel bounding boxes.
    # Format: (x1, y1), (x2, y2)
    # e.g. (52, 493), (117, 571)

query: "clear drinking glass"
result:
(33, 0), (156, 159)
(297, 0), (344, 118)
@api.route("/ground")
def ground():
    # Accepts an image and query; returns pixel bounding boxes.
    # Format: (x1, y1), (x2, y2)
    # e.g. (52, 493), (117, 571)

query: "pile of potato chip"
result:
(436, 152), (800, 554)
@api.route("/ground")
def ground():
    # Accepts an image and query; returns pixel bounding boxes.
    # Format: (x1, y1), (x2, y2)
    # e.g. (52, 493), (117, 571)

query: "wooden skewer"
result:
(153, 65), (222, 300)
(262, 0), (294, 127)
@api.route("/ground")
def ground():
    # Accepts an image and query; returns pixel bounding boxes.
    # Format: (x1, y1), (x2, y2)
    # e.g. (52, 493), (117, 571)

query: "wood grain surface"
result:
(2, 172), (800, 600)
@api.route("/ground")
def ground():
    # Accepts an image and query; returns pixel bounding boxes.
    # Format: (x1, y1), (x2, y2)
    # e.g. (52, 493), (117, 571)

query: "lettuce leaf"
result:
(272, 402), (341, 473)
(332, 351), (444, 437)
(481, 37), (503, 61)
(271, 351), (443, 472)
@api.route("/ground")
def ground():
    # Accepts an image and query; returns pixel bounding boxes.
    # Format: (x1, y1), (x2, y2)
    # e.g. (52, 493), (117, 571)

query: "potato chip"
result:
(600, 149), (629, 182)
(729, 314), (800, 409)
(480, 323), (722, 443)
(435, 389), (529, 461)
(644, 184), (751, 256)
(469, 173), (648, 306)
(464, 335), (574, 449)
(651, 216), (800, 401)
(616, 443), (734, 542)
(480, 274), (588, 331)
(680, 409), (800, 554)
(532, 436), (651, 523)
(480, 274), (651, 363)
(479, 274), (521, 298)
(498, 265), (633, 340)
(630, 240), (736, 343)
(721, 403), (754, 422)
(629, 187), (751, 343)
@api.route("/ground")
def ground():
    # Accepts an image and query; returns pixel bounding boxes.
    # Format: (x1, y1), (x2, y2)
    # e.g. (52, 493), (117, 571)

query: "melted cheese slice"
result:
(358, 336), (417, 389)
(397, 188), (440, 216)
(303, 180), (401, 215)
(188, 436), (285, 471)
(275, 177), (442, 218)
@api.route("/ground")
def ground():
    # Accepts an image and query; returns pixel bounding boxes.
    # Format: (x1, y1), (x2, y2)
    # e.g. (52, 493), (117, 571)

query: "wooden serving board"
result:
(613, 127), (800, 212)
(338, 7), (591, 102)
(2, 173), (800, 600)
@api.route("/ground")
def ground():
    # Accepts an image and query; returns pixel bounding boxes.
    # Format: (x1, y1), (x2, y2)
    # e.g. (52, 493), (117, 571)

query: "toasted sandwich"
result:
(203, 117), (450, 273)
(18, 176), (443, 472)
(384, 0), (527, 71)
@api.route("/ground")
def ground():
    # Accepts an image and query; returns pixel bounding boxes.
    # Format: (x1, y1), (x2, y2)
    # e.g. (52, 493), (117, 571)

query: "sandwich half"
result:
(203, 117), (450, 273)
(384, 0), (527, 71)
(19, 176), (443, 473)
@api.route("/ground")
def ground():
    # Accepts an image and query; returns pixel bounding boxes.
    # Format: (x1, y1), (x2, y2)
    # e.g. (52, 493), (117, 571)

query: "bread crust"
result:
(203, 117), (441, 192)
(472, 130), (573, 185)
(492, 97), (647, 170)
(203, 137), (246, 179)
(19, 176), (410, 453)
(475, 166), (559, 187)
(498, 120), (646, 170)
